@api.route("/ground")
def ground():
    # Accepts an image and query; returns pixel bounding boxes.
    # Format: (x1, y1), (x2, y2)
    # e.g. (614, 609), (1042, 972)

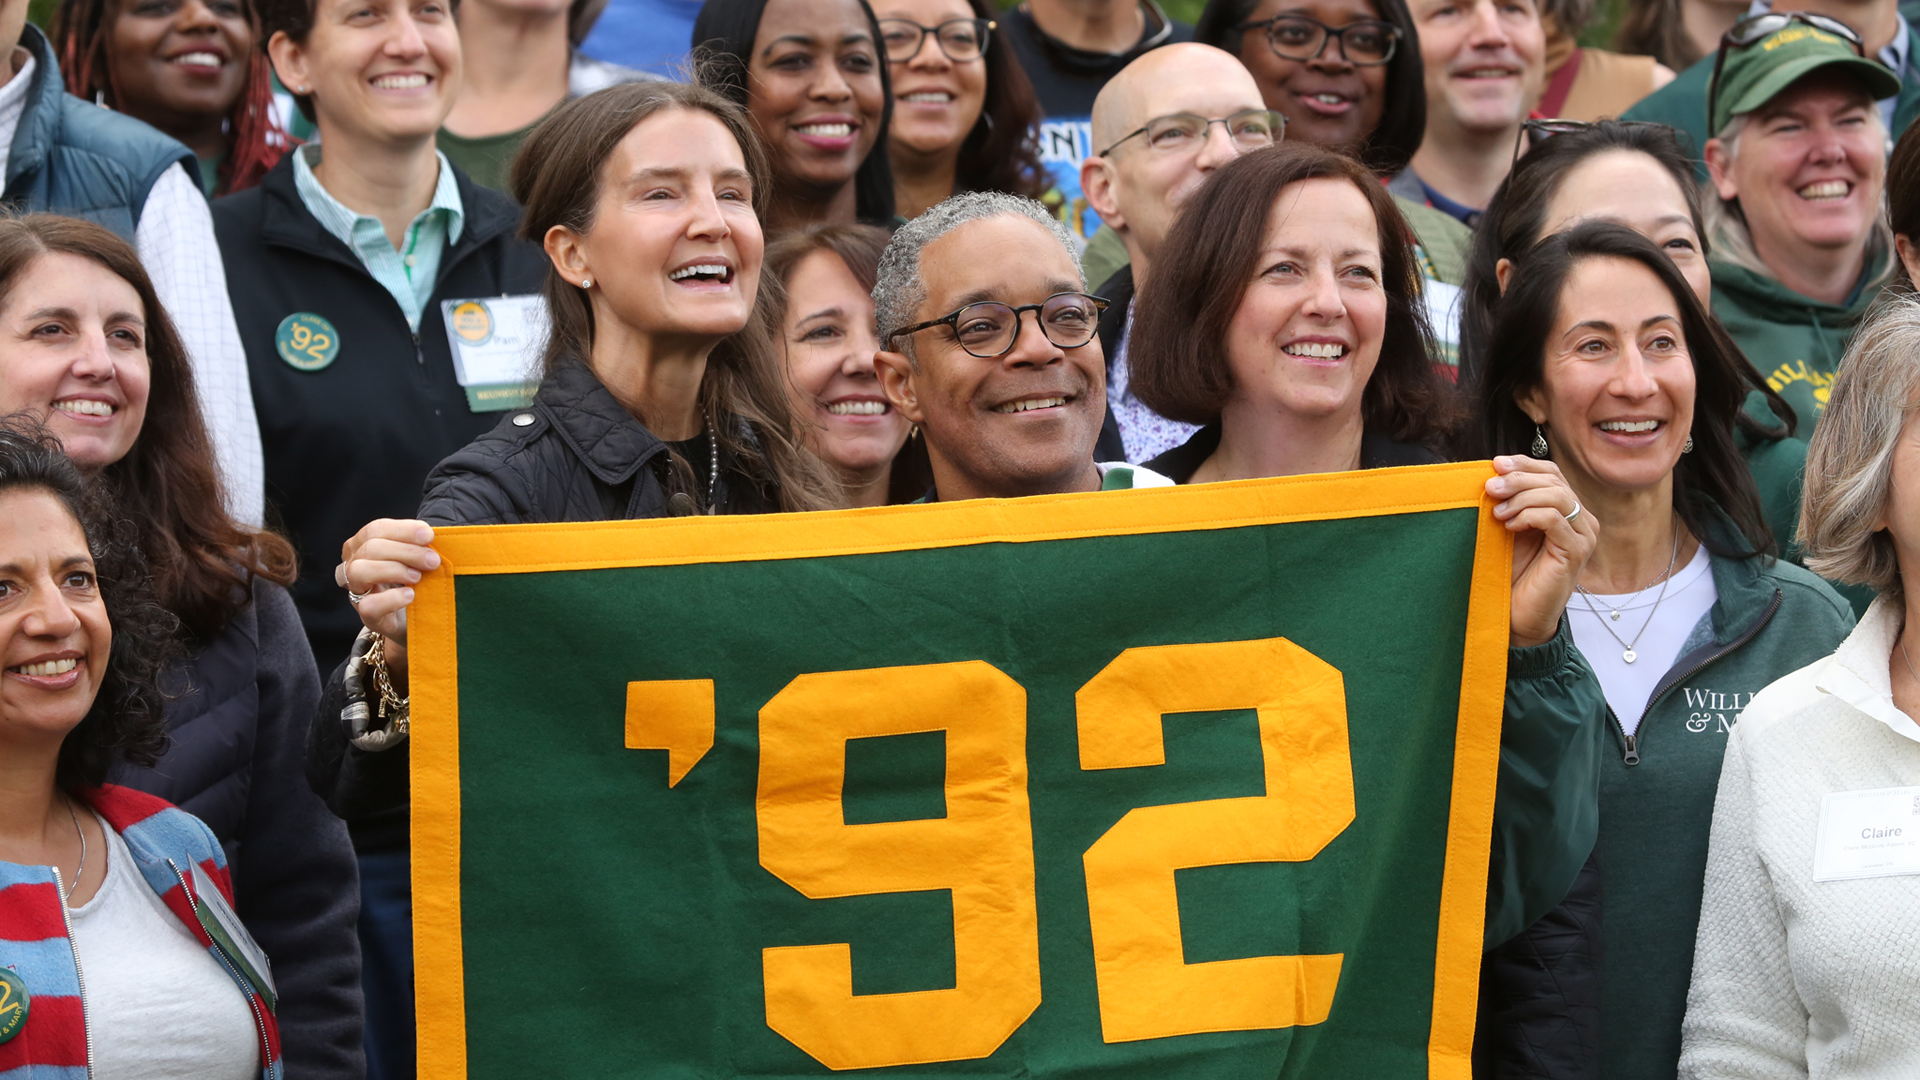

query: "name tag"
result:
(188, 862), (278, 1013)
(441, 295), (547, 412)
(1812, 785), (1920, 881)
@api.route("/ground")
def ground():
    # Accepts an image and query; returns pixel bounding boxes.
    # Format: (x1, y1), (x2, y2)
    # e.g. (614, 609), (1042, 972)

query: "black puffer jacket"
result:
(115, 580), (362, 1080)
(307, 357), (779, 845)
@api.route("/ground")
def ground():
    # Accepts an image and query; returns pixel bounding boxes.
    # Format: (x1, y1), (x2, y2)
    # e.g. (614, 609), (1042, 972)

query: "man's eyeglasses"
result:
(1232, 13), (1400, 66)
(887, 292), (1109, 358)
(1705, 12), (1865, 134)
(1097, 108), (1286, 158)
(879, 17), (995, 63)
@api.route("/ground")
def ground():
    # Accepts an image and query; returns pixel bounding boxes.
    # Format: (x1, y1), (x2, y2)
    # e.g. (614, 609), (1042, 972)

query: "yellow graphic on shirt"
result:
(1767, 359), (1834, 410)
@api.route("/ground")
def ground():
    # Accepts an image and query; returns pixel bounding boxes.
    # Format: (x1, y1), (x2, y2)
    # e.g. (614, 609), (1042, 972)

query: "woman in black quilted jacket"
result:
(306, 78), (839, 1075)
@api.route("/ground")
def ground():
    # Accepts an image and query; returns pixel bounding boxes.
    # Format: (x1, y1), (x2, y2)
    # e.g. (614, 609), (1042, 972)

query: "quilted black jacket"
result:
(417, 355), (779, 525)
(307, 356), (778, 850)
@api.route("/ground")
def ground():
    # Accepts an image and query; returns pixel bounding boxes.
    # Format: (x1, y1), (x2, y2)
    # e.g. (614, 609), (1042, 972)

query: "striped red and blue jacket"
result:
(0, 783), (284, 1079)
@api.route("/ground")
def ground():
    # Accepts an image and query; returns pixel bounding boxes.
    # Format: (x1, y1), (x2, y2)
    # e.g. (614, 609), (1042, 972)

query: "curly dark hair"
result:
(0, 423), (179, 790)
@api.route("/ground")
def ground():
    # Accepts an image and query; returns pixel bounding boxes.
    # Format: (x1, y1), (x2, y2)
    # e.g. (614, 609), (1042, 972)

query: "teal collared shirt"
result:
(292, 144), (464, 331)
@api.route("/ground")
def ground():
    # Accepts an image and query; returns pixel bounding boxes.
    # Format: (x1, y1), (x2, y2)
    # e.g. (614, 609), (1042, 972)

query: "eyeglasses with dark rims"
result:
(886, 292), (1109, 358)
(1232, 12), (1400, 66)
(1097, 108), (1287, 158)
(879, 17), (995, 63)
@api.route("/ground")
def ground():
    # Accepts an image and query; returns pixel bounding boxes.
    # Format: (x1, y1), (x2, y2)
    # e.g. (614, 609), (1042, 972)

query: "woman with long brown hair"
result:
(51, 0), (291, 195)
(314, 81), (837, 1072)
(1131, 141), (1608, 1075)
(0, 214), (362, 1078)
(766, 222), (931, 504)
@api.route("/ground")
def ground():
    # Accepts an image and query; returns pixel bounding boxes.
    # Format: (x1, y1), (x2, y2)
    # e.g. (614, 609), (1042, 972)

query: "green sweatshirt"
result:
(1710, 256), (1883, 447)
(1594, 508), (1854, 1080)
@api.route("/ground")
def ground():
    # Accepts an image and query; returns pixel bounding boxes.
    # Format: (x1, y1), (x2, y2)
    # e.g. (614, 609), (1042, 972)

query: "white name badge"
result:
(440, 295), (548, 412)
(1812, 785), (1920, 881)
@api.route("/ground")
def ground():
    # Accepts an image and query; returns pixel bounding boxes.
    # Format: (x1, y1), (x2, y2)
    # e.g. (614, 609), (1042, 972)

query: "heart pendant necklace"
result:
(1575, 521), (1681, 665)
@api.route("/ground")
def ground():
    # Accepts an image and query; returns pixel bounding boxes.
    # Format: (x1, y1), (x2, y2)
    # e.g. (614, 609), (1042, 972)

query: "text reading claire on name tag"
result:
(441, 295), (548, 412)
(1812, 785), (1920, 881)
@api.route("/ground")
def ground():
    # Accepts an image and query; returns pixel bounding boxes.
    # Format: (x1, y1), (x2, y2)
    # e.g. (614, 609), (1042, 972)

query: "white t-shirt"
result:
(67, 816), (260, 1080)
(1569, 543), (1718, 735)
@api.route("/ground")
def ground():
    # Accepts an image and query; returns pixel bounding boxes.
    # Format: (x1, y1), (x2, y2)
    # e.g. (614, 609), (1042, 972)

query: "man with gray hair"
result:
(873, 191), (1173, 500)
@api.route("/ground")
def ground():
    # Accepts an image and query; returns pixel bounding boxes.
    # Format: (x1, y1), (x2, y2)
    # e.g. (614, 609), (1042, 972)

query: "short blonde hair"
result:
(1800, 296), (1920, 596)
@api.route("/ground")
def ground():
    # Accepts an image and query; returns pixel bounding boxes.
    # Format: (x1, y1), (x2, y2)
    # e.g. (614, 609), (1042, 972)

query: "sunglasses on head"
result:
(1705, 12), (1866, 135)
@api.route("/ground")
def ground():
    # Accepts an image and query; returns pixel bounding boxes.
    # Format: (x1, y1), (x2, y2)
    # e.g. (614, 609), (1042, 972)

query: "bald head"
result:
(1083, 45), (1269, 280)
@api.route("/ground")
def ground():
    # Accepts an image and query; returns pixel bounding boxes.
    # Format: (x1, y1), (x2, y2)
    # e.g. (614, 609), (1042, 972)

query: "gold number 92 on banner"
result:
(626, 636), (1355, 1071)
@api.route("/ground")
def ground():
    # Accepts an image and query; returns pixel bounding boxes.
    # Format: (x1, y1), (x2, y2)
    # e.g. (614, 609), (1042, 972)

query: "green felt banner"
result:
(410, 465), (1510, 1080)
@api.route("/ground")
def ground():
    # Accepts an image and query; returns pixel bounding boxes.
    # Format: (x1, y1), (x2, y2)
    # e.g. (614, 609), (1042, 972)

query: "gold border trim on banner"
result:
(409, 460), (1512, 1080)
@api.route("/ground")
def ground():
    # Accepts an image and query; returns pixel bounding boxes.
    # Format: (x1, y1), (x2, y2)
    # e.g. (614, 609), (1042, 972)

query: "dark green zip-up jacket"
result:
(1594, 510), (1853, 1080)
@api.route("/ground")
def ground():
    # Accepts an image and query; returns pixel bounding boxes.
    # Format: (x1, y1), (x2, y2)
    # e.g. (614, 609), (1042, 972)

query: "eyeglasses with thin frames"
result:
(1232, 12), (1400, 66)
(1097, 109), (1287, 158)
(886, 292), (1109, 358)
(1705, 12), (1866, 137)
(878, 17), (995, 63)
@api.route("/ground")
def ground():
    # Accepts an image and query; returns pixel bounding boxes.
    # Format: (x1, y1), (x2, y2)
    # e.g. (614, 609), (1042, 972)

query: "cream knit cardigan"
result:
(1680, 597), (1920, 1079)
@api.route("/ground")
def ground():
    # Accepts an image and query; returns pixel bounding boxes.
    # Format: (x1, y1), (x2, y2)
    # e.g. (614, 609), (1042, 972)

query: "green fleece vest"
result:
(1593, 517), (1854, 1080)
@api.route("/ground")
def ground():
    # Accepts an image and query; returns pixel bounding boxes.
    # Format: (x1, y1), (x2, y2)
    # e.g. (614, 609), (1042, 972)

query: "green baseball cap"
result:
(1708, 21), (1900, 136)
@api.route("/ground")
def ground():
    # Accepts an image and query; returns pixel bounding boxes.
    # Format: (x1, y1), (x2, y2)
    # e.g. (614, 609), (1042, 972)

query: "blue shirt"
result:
(291, 144), (465, 331)
(579, 0), (705, 77)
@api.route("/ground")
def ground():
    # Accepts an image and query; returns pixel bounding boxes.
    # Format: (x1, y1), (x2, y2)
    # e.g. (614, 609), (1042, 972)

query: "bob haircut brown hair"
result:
(0, 215), (296, 638)
(1129, 142), (1456, 447)
(1476, 221), (1774, 558)
(512, 81), (836, 513)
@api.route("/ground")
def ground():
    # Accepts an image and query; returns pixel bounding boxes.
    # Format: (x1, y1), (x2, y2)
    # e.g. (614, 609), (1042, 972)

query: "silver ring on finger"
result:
(1563, 499), (1582, 524)
(348, 589), (368, 607)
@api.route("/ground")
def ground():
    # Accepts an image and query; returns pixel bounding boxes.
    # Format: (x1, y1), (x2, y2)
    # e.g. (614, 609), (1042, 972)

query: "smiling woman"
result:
(313, 81), (837, 1078)
(51, 0), (290, 194)
(0, 425), (297, 1080)
(1193, 0), (1424, 176)
(877, 0), (1048, 218)
(1475, 220), (1853, 1080)
(695, 0), (897, 231)
(767, 222), (930, 503)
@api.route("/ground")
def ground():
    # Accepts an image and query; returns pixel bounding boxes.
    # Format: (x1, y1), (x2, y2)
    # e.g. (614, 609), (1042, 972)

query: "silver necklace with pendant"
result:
(1575, 521), (1681, 665)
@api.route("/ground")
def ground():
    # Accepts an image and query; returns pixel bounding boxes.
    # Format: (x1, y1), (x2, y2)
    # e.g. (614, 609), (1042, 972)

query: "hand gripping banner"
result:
(408, 463), (1513, 1080)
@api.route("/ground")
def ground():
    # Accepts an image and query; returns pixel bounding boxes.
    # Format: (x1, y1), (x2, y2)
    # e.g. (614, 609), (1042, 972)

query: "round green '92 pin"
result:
(0, 966), (29, 1044)
(275, 312), (340, 372)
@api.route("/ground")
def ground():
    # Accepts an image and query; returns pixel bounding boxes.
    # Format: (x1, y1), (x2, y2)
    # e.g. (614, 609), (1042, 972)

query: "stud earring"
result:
(1683, 433), (1694, 453)
(581, 277), (592, 289)
(1530, 425), (1549, 459)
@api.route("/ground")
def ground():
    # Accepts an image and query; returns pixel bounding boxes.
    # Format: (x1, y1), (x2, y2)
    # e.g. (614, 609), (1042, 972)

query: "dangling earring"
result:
(1530, 425), (1549, 458)
(1683, 433), (1694, 453)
